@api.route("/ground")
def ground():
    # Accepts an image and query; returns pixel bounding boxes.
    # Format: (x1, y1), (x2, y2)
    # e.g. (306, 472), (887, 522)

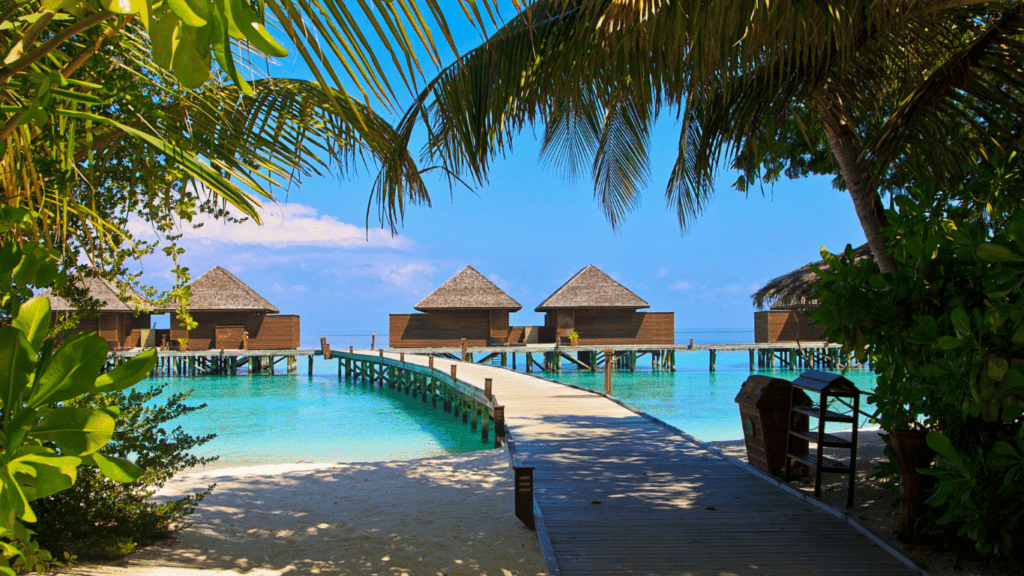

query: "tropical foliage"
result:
(385, 0), (1024, 274)
(33, 384), (217, 560)
(0, 0), (489, 316)
(0, 237), (156, 573)
(810, 152), (1024, 561)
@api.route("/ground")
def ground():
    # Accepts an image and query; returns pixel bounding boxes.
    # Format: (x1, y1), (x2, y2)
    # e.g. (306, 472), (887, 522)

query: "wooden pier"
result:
(110, 349), (317, 377)
(329, 350), (916, 576)
(382, 341), (860, 373)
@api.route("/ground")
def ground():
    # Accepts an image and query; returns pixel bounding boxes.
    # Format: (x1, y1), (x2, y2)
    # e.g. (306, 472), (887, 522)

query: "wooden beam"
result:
(559, 352), (592, 371)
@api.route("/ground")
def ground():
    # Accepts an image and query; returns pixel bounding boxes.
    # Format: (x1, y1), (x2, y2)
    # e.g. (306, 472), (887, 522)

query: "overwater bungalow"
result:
(535, 264), (674, 346)
(172, 266), (300, 350)
(751, 244), (872, 343)
(42, 276), (153, 350)
(389, 266), (522, 348)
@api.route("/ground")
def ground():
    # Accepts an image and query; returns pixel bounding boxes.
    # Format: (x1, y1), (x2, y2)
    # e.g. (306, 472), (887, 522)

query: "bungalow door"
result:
(489, 310), (509, 344)
(556, 310), (574, 338)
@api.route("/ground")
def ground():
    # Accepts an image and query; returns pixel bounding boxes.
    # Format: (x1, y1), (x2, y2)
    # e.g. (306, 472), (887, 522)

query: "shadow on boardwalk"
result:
(508, 411), (917, 576)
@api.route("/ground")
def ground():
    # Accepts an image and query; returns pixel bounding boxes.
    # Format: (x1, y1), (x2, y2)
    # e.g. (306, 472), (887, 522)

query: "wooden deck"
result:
(354, 351), (917, 576)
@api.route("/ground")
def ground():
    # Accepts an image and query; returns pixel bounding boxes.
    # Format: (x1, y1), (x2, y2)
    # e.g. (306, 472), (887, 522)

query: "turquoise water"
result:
(148, 337), (878, 467)
(535, 351), (877, 441)
(148, 368), (489, 468)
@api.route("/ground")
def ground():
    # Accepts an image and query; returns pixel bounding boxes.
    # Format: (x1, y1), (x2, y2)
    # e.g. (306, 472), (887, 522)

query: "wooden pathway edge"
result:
(492, 366), (928, 576)
(592, 395), (929, 576)
(333, 351), (923, 575)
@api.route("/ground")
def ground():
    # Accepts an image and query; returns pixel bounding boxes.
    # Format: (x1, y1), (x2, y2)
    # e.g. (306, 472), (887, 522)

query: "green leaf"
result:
(977, 243), (1024, 263)
(30, 335), (109, 407)
(9, 453), (79, 501)
(937, 335), (962, 351)
(165, 0), (207, 26)
(918, 364), (948, 378)
(951, 308), (971, 335)
(172, 22), (213, 89)
(1003, 368), (1024, 392)
(86, 452), (142, 483)
(94, 348), (157, 394)
(987, 441), (1021, 471)
(0, 328), (35, 416)
(988, 357), (1010, 382)
(0, 470), (33, 525)
(927, 432), (966, 472)
(30, 408), (115, 456)
(11, 298), (50, 351)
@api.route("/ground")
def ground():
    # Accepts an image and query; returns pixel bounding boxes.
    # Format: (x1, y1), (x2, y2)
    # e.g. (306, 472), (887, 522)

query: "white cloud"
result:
(375, 263), (435, 289)
(488, 273), (512, 292)
(671, 280), (694, 291)
(128, 203), (413, 249)
(656, 268), (668, 278)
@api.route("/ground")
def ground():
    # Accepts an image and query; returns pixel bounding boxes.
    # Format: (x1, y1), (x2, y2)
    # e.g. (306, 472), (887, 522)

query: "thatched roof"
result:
(42, 277), (151, 313)
(751, 244), (874, 310)
(535, 265), (649, 311)
(415, 266), (522, 311)
(188, 267), (279, 313)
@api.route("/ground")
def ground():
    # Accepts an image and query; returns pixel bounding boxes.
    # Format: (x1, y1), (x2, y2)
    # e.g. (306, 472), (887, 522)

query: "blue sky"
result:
(130, 9), (869, 342)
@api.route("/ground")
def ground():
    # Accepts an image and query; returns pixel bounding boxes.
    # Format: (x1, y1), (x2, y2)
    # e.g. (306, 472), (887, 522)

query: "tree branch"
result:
(0, 10), (116, 84)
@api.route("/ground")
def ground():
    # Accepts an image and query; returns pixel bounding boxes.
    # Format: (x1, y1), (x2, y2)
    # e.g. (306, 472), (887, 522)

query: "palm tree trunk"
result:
(815, 104), (896, 273)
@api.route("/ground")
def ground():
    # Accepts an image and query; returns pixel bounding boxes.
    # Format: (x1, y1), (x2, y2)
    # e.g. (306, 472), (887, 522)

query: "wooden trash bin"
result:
(735, 375), (811, 474)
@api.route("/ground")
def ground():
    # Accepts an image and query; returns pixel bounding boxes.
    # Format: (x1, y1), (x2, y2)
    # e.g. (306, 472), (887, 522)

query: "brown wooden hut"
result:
(535, 265), (674, 345)
(389, 266), (522, 348)
(173, 267), (300, 350)
(42, 277), (153, 350)
(751, 244), (873, 343)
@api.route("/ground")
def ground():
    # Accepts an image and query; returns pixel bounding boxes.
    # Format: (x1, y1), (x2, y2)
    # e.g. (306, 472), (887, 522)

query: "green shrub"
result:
(33, 385), (218, 560)
(811, 153), (1024, 562)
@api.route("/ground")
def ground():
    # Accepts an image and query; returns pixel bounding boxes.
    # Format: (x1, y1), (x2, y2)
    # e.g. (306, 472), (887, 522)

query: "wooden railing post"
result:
(493, 405), (505, 448)
(604, 349), (613, 396)
(429, 356), (434, 370)
(349, 345), (354, 354)
(484, 378), (493, 402)
(450, 365), (457, 382)
(320, 337), (331, 360)
(461, 338), (467, 361)
(379, 349), (384, 360)
(371, 333), (376, 350)
(514, 466), (536, 530)
(400, 352), (405, 364)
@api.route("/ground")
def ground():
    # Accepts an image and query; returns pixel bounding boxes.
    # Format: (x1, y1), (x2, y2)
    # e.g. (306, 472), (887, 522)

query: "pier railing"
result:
(325, 343), (503, 447)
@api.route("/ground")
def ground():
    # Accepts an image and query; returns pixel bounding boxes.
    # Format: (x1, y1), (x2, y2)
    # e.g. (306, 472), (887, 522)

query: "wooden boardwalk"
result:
(352, 351), (917, 576)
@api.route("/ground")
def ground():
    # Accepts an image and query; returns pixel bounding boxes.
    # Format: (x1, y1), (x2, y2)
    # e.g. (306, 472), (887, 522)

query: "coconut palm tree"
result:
(389, 0), (1024, 273)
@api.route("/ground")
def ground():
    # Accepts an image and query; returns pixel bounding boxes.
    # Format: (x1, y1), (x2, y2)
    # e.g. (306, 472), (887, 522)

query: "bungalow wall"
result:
(754, 309), (826, 343)
(172, 312), (300, 350)
(390, 310), (508, 348)
(55, 312), (150, 350)
(541, 310), (675, 345)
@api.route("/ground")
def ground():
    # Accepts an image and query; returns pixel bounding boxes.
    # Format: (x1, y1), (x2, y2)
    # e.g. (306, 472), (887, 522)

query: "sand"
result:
(71, 430), (1016, 576)
(70, 449), (547, 576)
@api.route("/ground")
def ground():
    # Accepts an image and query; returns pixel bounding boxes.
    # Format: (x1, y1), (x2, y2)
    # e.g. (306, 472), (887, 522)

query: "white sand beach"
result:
(71, 449), (546, 576)
(70, 429), (1012, 576)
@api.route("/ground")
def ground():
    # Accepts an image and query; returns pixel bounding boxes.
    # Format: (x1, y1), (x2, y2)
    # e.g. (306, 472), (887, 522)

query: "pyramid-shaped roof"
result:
(42, 276), (151, 313)
(415, 266), (522, 311)
(188, 267), (279, 313)
(535, 265), (649, 311)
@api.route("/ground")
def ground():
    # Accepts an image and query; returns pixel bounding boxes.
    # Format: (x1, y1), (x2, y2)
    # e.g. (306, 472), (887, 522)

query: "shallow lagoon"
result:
(150, 332), (877, 468)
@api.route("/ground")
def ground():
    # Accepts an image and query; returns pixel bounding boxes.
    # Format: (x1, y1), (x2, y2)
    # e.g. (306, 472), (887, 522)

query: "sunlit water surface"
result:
(145, 330), (875, 467)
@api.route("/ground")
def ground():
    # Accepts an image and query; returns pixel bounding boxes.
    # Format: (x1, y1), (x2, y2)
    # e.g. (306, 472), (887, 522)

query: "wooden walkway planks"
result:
(356, 351), (917, 576)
